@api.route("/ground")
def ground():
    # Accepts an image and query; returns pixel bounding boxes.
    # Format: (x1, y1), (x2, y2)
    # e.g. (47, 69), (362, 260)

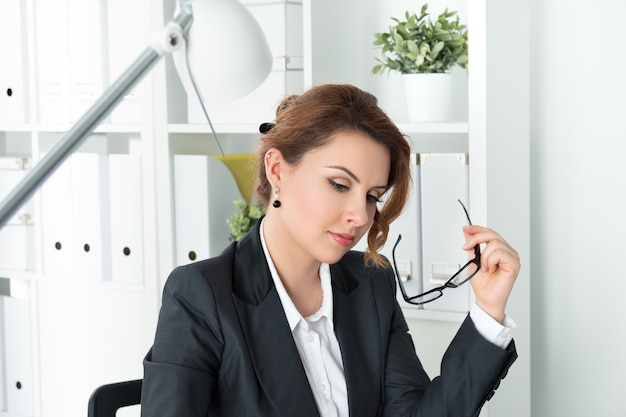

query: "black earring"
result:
(272, 186), (281, 208)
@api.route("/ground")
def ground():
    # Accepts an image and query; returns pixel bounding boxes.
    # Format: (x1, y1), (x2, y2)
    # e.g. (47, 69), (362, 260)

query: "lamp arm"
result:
(0, 9), (193, 228)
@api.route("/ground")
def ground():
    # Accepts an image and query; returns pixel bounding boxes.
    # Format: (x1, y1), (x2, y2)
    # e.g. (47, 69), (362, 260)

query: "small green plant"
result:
(226, 200), (266, 241)
(372, 3), (468, 75)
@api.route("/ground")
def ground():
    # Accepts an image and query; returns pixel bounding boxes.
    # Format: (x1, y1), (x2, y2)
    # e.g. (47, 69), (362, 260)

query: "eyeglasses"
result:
(391, 199), (481, 305)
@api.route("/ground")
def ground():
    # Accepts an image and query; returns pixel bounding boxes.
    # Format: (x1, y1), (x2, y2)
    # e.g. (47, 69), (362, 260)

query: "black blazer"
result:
(141, 221), (516, 417)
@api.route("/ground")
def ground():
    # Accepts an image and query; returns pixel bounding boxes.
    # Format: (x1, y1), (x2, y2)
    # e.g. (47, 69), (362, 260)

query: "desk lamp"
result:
(0, 0), (272, 227)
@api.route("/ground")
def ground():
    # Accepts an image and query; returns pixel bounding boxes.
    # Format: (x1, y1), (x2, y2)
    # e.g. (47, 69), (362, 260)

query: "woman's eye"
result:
(329, 179), (349, 192)
(367, 194), (383, 204)
(329, 179), (382, 203)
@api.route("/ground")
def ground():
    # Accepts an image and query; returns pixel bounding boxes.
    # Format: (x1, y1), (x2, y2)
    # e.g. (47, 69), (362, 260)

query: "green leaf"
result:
(393, 31), (403, 44)
(431, 41), (444, 57)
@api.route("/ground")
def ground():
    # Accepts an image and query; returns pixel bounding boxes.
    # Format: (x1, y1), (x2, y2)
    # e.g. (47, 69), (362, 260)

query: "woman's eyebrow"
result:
(326, 165), (360, 182)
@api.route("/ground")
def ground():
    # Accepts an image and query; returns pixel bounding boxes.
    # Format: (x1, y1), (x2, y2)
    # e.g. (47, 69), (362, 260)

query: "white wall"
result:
(530, 0), (626, 416)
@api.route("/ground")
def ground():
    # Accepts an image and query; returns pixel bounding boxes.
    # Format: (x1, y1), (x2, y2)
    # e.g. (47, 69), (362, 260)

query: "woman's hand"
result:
(463, 225), (521, 324)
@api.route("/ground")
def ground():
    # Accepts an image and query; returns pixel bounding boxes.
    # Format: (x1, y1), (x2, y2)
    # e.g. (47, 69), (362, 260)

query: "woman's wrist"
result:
(475, 301), (505, 324)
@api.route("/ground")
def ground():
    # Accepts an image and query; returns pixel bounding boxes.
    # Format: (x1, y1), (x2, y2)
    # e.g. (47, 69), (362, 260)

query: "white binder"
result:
(68, 0), (107, 121)
(0, 0), (29, 124)
(0, 295), (34, 416)
(0, 157), (32, 225)
(385, 154), (423, 310)
(188, 1), (304, 124)
(70, 152), (111, 281)
(40, 157), (76, 277)
(35, 0), (72, 123)
(108, 154), (144, 284)
(419, 153), (470, 313)
(106, 0), (145, 124)
(173, 155), (243, 266)
(0, 157), (35, 271)
(0, 224), (34, 271)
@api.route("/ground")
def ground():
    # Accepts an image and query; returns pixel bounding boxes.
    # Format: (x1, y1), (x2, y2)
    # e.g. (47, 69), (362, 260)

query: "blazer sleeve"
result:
(381, 275), (517, 417)
(141, 262), (225, 417)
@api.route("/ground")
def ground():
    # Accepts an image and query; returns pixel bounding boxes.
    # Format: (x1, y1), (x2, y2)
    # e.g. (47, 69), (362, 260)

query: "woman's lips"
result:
(329, 232), (355, 247)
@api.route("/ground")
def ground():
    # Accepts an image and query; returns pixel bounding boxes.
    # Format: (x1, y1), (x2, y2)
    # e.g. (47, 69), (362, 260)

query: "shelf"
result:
(92, 123), (143, 134)
(0, 124), (35, 133)
(0, 268), (39, 282)
(168, 123), (261, 135)
(168, 122), (468, 136)
(34, 274), (146, 292)
(5, 123), (144, 134)
(0, 270), (145, 293)
(0, 411), (28, 417)
(1, 124), (144, 134)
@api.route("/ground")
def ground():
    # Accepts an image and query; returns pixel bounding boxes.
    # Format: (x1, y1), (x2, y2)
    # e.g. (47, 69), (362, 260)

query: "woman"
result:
(141, 84), (520, 416)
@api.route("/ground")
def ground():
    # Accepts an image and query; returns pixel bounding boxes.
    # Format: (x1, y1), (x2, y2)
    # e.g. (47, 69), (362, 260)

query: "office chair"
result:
(87, 379), (142, 417)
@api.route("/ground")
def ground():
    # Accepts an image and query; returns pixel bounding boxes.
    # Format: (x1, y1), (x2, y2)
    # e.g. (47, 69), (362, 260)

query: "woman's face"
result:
(277, 131), (391, 265)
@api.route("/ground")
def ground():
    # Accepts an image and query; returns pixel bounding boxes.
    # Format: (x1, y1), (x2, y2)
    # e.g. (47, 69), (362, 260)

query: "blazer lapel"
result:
(332, 259), (383, 417)
(231, 221), (320, 417)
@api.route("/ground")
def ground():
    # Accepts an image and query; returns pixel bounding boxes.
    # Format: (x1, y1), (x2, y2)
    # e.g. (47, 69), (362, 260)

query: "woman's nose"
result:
(345, 195), (370, 227)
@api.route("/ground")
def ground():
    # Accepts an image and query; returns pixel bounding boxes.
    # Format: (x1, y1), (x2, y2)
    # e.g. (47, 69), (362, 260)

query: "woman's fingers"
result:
(463, 225), (519, 266)
(462, 225), (521, 323)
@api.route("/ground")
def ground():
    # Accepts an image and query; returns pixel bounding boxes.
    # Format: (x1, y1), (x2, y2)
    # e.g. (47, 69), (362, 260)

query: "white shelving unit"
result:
(0, 0), (158, 416)
(0, 0), (530, 416)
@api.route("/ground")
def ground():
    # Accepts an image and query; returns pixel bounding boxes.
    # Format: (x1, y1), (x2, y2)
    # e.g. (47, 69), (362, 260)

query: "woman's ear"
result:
(264, 147), (284, 186)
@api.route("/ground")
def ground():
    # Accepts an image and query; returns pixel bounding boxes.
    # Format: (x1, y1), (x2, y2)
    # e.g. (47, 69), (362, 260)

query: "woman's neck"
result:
(262, 216), (323, 315)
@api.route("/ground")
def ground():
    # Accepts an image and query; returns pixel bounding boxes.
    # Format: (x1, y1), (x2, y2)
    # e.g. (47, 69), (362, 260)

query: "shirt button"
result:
(307, 334), (315, 342)
(319, 383), (326, 392)
(500, 331), (509, 338)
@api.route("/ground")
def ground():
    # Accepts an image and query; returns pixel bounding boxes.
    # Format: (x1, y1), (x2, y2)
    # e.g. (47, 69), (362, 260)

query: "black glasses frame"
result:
(392, 199), (481, 305)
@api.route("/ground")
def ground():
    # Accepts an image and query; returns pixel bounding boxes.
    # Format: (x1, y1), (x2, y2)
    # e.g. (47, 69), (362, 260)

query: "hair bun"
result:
(259, 122), (275, 134)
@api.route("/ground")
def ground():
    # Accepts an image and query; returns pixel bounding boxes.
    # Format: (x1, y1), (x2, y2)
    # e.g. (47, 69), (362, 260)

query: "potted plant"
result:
(226, 200), (266, 241)
(372, 3), (468, 122)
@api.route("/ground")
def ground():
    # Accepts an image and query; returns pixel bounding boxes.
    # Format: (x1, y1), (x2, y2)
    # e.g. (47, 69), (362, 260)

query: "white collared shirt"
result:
(258, 220), (516, 417)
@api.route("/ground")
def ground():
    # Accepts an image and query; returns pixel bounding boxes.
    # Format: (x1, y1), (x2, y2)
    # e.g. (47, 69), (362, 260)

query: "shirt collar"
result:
(259, 219), (334, 332)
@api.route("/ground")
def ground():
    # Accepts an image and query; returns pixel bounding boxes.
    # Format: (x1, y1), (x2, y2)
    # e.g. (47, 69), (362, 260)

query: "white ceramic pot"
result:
(402, 73), (453, 122)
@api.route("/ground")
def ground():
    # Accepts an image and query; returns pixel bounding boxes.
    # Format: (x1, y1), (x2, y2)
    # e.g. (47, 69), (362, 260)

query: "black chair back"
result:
(87, 379), (142, 417)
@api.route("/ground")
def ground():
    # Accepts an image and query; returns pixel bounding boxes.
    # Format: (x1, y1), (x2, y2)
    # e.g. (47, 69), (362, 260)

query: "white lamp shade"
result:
(173, 0), (273, 104)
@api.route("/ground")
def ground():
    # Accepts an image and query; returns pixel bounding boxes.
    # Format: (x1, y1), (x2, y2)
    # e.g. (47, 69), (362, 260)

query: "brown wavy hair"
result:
(256, 84), (411, 268)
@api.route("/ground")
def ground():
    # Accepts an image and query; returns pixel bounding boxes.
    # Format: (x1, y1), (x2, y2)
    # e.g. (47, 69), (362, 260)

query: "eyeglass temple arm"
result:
(391, 235), (412, 300)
